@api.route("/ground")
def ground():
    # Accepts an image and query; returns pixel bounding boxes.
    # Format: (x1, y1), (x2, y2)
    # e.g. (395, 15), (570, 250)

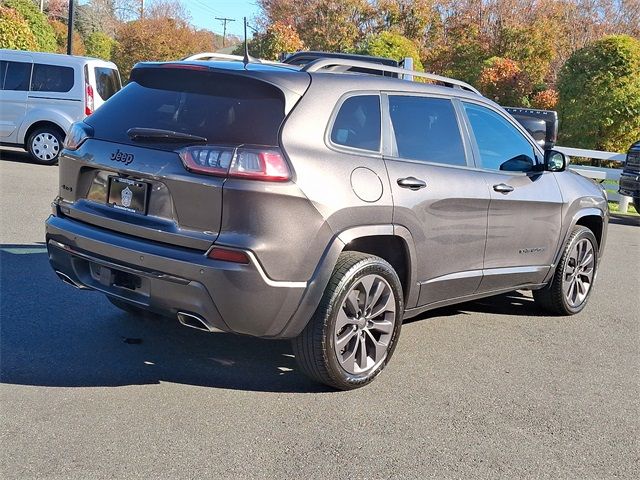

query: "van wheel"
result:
(534, 226), (598, 315)
(27, 127), (64, 165)
(292, 252), (403, 390)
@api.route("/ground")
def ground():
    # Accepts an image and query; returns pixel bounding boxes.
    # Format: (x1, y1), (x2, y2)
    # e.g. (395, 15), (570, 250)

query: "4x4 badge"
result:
(111, 149), (134, 165)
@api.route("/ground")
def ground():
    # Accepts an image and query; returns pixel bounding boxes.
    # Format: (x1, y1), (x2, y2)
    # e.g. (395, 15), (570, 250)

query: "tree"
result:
(478, 56), (530, 106)
(4, 0), (57, 52)
(49, 19), (86, 55)
(557, 35), (640, 152)
(358, 31), (423, 70)
(85, 31), (116, 60)
(234, 21), (304, 60)
(113, 17), (217, 80)
(0, 6), (38, 51)
(258, 0), (373, 52)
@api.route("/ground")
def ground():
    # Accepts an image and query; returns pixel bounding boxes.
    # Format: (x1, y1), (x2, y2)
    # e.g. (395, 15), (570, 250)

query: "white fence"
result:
(556, 146), (633, 213)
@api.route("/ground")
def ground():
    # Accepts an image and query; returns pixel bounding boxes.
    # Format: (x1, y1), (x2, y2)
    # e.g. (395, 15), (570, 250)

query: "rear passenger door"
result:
(461, 101), (563, 292)
(0, 57), (32, 140)
(382, 93), (490, 308)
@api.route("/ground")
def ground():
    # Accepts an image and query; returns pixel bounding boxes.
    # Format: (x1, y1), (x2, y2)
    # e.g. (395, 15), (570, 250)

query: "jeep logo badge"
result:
(110, 149), (134, 165)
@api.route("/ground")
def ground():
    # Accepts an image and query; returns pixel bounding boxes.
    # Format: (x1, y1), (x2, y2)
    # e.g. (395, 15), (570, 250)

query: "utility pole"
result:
(140, 0), (144, 19)
(40, 0), (44, 13)
(215, 17), (235, 47)
(66, 0), (75, 55)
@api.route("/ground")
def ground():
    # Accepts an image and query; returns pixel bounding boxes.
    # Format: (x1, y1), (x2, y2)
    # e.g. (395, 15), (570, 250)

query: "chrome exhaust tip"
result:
(55, 270), (88, 290)
(177, 311), (222, 333)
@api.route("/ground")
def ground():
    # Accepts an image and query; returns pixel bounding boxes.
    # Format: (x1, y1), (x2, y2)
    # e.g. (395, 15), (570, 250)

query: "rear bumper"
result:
(618, 171), (640, 198)
(45, 214), (313, 338)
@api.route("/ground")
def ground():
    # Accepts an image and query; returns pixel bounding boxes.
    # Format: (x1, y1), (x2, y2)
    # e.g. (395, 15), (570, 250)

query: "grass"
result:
(608, 201), (638, 215)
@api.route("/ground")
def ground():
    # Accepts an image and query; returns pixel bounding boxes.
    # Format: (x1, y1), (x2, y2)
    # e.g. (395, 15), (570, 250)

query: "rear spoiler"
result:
(504, 107), (558, 150)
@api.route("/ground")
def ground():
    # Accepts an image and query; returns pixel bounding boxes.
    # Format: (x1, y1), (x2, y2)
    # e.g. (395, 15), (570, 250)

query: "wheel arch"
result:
(23, 120), (67, 149)
(276, 224), (419, 339)
(543, 207), (607, 285)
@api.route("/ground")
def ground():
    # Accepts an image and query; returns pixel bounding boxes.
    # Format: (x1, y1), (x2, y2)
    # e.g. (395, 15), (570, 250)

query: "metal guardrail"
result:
(556, 146), (632, 211)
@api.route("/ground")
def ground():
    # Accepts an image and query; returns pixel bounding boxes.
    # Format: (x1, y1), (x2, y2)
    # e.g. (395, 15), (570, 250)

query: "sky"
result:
(182, 0), (262, 39)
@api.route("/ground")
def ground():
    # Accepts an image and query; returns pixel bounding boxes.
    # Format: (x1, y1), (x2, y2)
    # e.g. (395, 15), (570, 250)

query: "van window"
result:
(1, 61), (31, 91)
(31, 64), (74, 93)
(330, 95), (381, 151)
(94, 67), (121, 101)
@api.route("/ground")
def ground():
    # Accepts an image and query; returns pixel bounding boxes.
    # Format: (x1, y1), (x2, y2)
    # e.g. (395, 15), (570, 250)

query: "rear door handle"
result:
(493, 183), (514, 193)
(397, 177), (426, 190)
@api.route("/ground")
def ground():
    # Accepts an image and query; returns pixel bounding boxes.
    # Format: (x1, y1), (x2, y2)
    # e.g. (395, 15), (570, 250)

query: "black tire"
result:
(533, 226), (598, 315)
(26, 126), (64, 165)
(292, 251), (404, 390)
(107, 296), (148, 317)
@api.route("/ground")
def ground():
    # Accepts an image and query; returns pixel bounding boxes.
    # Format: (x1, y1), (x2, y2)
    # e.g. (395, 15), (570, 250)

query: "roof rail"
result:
(181, 52), (285, 66)
(302, 57), (481, 95)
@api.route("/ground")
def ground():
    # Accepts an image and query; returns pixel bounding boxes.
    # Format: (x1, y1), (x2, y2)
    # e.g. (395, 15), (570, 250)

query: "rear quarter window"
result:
(31, 63), (74, 93)
(330, 95), (381, 152)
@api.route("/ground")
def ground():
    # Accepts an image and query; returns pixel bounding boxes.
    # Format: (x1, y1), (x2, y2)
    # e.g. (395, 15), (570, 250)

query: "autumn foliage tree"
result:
(478, 57), (531, 106)
(235, 21), (304, 60)
(113, 17), (217, 80)
(0, 6), (37, 51)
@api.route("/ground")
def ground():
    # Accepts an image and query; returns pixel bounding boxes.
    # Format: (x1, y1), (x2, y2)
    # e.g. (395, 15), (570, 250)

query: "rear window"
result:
(31, 63), (74, 92)
(94, 67), (121, 101)
(86, 68), (286, 148)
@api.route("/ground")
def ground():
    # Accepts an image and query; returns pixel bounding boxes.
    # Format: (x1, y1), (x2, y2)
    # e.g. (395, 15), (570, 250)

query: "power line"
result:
(215, 17), (235, 47)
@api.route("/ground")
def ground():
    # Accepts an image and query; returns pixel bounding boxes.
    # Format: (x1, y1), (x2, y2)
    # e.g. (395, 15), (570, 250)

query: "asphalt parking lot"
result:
(1, 149), (639, 479)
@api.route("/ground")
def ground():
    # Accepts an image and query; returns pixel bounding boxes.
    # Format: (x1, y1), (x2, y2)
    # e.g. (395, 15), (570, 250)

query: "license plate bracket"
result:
(107, 176), (149, 214)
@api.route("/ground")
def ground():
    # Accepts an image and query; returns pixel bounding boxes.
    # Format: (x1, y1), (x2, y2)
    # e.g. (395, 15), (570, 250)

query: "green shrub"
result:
(558, 35), (640, 152)
(0, 6), (38, 50)
(358, 31), (423, 71)
(85, 31), (115, 60)
(4, 0), (56, 52)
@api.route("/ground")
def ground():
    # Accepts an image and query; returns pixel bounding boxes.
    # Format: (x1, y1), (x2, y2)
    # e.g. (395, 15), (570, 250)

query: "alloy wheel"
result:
(562, 238), (595, 308)
(334, 274), (396, 375)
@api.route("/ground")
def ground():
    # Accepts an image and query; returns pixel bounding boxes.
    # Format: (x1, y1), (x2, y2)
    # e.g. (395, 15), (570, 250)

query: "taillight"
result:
(178, 145), (290, 181)
(85, 84), (94, 115)
(64, 121), (94, 150)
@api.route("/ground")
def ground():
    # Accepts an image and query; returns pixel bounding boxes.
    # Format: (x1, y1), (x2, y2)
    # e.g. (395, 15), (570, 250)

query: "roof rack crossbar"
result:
(302, 58), (481, 95)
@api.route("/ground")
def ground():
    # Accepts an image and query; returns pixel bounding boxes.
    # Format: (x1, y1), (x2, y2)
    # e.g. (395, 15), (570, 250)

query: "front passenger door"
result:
(461, 102), (563, 292)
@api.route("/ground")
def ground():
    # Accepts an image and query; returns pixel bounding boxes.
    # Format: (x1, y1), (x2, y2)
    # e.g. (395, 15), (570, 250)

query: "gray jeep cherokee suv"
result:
(46, 57), (608, 389)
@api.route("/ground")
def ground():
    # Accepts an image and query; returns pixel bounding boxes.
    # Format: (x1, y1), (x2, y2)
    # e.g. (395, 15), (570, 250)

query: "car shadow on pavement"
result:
(0, 244), (331, 394)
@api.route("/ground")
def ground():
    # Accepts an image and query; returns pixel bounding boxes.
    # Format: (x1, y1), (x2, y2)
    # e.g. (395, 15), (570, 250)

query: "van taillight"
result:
(85, 84), (94, 115)
(178, 146), (290, 182)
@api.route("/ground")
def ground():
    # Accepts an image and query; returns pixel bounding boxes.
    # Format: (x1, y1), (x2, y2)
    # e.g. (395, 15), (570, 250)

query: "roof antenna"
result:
(243, 17), (251, 66)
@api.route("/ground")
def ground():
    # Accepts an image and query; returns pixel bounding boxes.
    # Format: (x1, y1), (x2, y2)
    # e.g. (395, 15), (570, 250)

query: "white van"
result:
(0, 50), (121, 164)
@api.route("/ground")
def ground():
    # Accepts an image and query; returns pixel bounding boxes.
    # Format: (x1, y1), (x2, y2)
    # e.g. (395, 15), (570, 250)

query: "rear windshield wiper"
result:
(127, 127), (208, 143)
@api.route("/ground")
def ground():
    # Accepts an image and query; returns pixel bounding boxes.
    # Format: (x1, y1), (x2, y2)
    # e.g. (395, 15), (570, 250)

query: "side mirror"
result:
(545, 150), (567, 172)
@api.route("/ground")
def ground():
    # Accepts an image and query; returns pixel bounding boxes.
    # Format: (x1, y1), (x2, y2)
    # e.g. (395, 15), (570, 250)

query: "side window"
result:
(2, 61), (31, 91)
(330, 95), (381, 151)
(463, 103), (536, 172)
(31, 64), (74, 93)
(389, 96), (466, 166)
